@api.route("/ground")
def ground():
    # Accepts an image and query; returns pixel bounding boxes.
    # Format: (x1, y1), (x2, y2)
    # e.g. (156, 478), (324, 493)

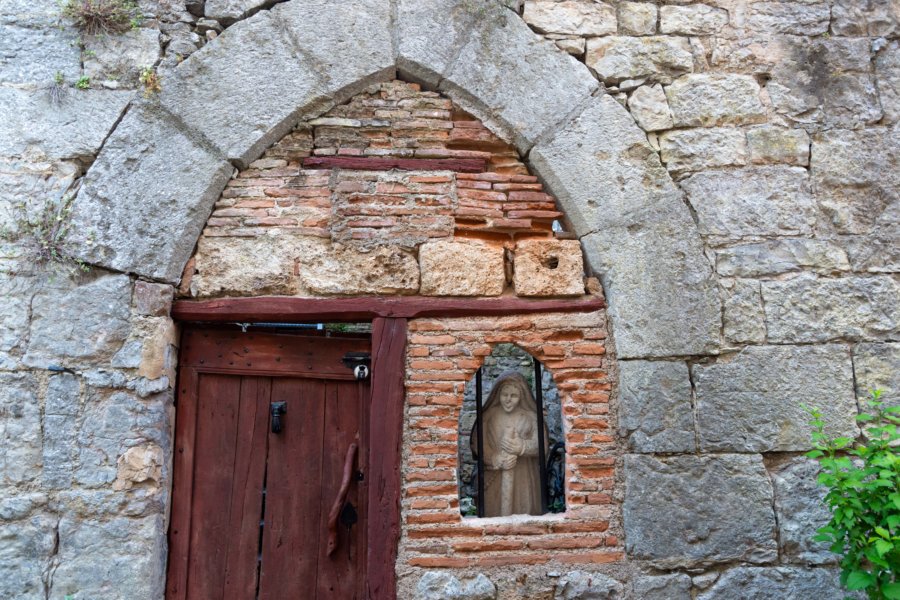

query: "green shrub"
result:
(807, 391), (900, 599)
(61, 0), (139, 36)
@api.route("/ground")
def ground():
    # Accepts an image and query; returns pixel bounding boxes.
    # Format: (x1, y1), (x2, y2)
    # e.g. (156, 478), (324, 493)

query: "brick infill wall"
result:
(399, 311), (622, 569)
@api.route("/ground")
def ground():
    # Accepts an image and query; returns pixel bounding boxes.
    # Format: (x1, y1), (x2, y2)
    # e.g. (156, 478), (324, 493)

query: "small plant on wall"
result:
(807, 391), (900, 599)
(61, 0), (140, 35)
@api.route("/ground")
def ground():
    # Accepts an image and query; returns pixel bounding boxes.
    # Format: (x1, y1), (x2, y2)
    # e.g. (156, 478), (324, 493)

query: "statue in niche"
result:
(471, 371), (547, 517)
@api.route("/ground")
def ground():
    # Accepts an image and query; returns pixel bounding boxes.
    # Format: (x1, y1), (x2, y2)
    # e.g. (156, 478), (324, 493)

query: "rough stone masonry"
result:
(0, 0), (897, 599)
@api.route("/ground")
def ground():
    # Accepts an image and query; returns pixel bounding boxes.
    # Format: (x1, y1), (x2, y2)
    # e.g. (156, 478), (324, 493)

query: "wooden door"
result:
(166, 327), (370, 600)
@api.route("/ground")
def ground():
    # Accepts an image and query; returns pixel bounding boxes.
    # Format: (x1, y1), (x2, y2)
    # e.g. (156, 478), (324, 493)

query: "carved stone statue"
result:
(471, 372), (547, 517)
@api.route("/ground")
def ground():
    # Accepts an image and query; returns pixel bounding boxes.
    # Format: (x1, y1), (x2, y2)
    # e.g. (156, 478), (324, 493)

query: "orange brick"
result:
(557, 552), (624, 565)
(406, 469), (456, 482)
(571, 417), (610, 430)
(407, 382), (455, 393)
(409, 360), (455, 370)
(550, 521), (609, 534)
(407, 526), (483, 539)
(407, 512), (460, 525)
(586, 493), (613, 504)
(452, 540), (526, 552)
(482, 524), (549, 536)
(410, 334), (457, 345)
(528, 537), (602, 550)
(471, 554), (549, 567)
(408, 557), (471, 568)
(410, 498), (451, 510)
(573, 343), (606, 355)
(409, 444), (457, 455)
(408, 347), (430, 357)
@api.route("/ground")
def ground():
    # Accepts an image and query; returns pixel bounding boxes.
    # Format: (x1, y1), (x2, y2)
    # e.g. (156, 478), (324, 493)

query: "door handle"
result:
(270, 402), (286, 434)
(326, 433), (359, 556)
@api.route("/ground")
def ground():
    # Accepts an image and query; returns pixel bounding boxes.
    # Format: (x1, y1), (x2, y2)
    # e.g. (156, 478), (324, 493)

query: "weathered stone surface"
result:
(441, 8), (598, 151)
(811, 128), (898, 236)
(0, 515), (59, 600)
(770, 457), (835, 565)
(46, 373), (79, 417)
(113, 443), (163, 491)
(832, 0), (898, 36)
(852, 342), (899, 401)
(555, 571), (622, 599)
(747, 2), (830, 35)
(83, 28), (161, 87)
(0, 373), (40, 486)
(204, 0), (268, 22)
(0, 24), (81, 84)
(845, 231), (900, 273)
(624, 454), (777, 568)
(24, 274), (132, 368)
(696, 567), (844, 599)
(694, 345), (858, 452)
(762, 275), (900, 343)
(531, 94), (720, 358)
(67, 105), (234, 283)
(746, 125), (810, 166)
(50, 515), (166, 600)
(43, 412), (76, 490)
(0, 492), (47, 521)
(617, 2), (656, 36)
(192, 235), (298, 297)
(420, 241), (504, 297)
(659, 128), (747, 173)
(628, 84), (673, 132)
(721, 279), (766, 344)
(0, 159), (79, 235)
(159, 11), (332, 168)
(0, 274), (37, 368)
(297, 240), (420, 296)
(0, 0), (61, 26)
(0, 87), (131, 160)
(619, 360), (694, 453)
(876, 42), (900, 124)
(513, 239), (584, 297)
(133, 281), (173, 317)
(660, 4), (728, 35)
(716, 239), (850, 277)
(632, 574), (692, 600)
(681, 167), (814, 242)
(523, 1), (617, 36)
(274, 0), (394, 105)
(553, 37), (586, 57)
(416, 571), (496, 600)
(587, 36), (693, 84)
(666, 74), (765, 127)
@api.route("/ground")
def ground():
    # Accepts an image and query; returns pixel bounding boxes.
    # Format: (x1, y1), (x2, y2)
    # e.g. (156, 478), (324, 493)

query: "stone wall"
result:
(0, 0), (897, 599)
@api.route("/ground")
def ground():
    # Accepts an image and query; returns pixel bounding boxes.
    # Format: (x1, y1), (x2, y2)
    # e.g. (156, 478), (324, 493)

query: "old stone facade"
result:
(0, 1), (897, 599)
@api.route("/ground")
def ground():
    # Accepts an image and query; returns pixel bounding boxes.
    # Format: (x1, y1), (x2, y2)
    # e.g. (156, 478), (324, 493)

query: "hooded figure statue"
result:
(471, 371), (548, 517)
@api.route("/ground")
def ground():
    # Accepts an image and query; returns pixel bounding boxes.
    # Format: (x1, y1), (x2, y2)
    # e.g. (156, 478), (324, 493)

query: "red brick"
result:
(557, 552), (624, 564)
(408, 557), (471, 568)
(452, 540), (526, 552)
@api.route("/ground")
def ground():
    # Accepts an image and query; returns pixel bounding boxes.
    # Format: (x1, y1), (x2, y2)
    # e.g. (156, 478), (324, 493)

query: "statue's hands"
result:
(494, 453), (517, 470)
(500, 437), (524, 456)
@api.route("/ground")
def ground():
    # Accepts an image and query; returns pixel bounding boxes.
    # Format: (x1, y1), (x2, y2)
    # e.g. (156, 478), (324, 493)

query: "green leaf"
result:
(875, 526), (890, 539)
(845, 570), (875, 590)
(883, 583), (900, 600)
(874, 538), (893, 556)
(806, 449), (825, 459)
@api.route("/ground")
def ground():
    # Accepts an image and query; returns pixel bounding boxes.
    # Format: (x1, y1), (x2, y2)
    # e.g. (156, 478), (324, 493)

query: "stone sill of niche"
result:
(458, 512), (571, 527)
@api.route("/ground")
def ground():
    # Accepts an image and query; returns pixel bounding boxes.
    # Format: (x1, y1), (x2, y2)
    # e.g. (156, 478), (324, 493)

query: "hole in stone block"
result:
(544, 255), (559, 270)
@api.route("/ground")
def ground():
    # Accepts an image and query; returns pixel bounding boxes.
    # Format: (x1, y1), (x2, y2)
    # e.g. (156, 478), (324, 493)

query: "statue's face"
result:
(499, 384), (521, 413)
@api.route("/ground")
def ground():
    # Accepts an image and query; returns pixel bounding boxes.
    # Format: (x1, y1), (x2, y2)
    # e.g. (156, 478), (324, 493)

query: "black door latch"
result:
(270, 401), (286, 433)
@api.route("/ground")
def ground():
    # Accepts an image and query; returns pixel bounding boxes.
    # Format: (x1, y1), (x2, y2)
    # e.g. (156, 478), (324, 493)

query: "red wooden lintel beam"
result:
(302, 156), (486, 173)
(172, 295), (605, 323)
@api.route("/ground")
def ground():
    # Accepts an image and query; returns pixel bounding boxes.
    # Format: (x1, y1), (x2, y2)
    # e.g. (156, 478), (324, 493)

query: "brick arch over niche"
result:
(67, 0), (720, 360)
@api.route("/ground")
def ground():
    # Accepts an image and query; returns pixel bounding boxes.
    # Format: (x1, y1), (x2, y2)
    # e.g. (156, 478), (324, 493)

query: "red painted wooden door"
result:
(166, 327), (370, 600)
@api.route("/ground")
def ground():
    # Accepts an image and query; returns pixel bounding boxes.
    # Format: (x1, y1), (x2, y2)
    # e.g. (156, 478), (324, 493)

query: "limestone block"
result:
(158, 11), (333, 168)
(138, 318), (177, 380)
(659, 127), (747, 173)
(660, 4), (728, 35)
(632, 574), (692, 600)
(720, 279), (765, 344)
(846, 231), (900, 273)
(619, 360), (694, 453)
(627, 84), (673, 132)
(113, 443), (163, 491)
(0, 493), (47, 521)
(0, 373), (41, 486)
(666, 74), (765, 127)
(554, 37), (586, 57)
(716, 239), (850, 277)
(762, 275), (900, 343)
(83, 28), (161, 87)
(853, 343), (899, 402)
(586, 36), (693, 85)
(0, 0), (61, 26)
(133, 281), (174, 317)
(696, 567), (844, 599)
(0, 159), (79, 233)
(0, 87), (131, 160)
(617, 2), (656, 36)
(695, 345), (858, 452)
(530, 95), (720, 358)
(204, 0), (268, 22)
(523, 1), (617, 36)
(24, 274), (131, 368)
(746, 125), (810, 166)
(416, 571), (496, 600)
(513, 239), (584, 297)
(0, 24), (81, 84)
(192, 234), (299, 297)
(747, 2), (830, 35)
(273, 0), (394, 104)
(832, 0), (898, 36)
(680, 166), (814, 242)
(67, 105), (234, 283)
(441, 7), (598, 151)
(554, 571), (622, 599)
(297, 240), (420, 296)
(0, 274), (37, 368)
(624, 454), (777, 568)
(876, 42), (900, 124)
(46, 373), (80, 416)
(770, 458), (835, 565)
(50, 515), (166, 599)
(42, 413), (76, 490)
(419, 241), (504, 297)
(0, 515), (59, 600)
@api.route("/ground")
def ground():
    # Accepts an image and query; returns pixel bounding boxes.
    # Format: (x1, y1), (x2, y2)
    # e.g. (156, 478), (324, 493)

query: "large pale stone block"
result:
(586, 36), (693, 85)
(0, 24), (81, 84)
(512, 239), (584, 297)
(67, 105), (234, 282)
(204, 0), (269, 22)
(627, 84), (673, 132)
(0, 274), (37, 368)
(747, 2), (831, 35)
(746, 125), (810, 166)
(693, 345), (858, 452)
(0, 373), (41, 486)
(523, 1), (617, 36)
(83, 28), (161, 87)
(715, 239), (850, 277)
(832, 0), (898, 36)
(696, 567), (844, 599)
(0, 515), (59, 600)
(192, 234), (299, 297)
(416, 571), (496, 600)
(297, 240), (420, 296)
(876, 42), (900, 124)
(853, 342), (899, 402)
(441, 7), (598, 151)
(617, 2), (656, 36)
(660, 4), (728, 35)
(624, 454), (777, 568)
(419, 241), (504, 297)
(721, 279), (765, 344)
(531, 95), (720, 358)
(658, 127), (747, 173)
(633, 574), (692, 600)
(762, 275), (900, 343)
(770, 458), (835, 565)
(666, 74), (766, 127)
(619, 360), (694, 453)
